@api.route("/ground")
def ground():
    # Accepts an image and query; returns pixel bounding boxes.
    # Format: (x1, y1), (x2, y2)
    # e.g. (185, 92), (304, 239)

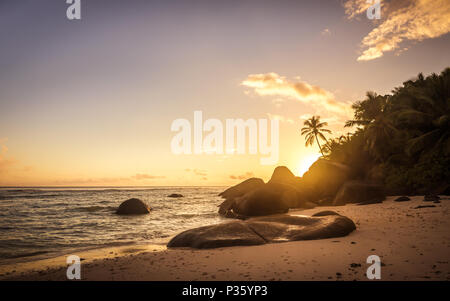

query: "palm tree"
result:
(345, 92), (389, 128)
(393, 68), (450, 157)
(301, 116), (331, 156)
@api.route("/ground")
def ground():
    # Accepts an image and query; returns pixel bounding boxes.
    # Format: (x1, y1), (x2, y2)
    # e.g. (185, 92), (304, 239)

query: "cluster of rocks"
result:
(218, 159), (386, 219)
(115, 159), (392, 249)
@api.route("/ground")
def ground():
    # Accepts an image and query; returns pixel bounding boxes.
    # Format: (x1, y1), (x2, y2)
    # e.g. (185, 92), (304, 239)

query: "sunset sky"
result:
(0, 0), (449, 186)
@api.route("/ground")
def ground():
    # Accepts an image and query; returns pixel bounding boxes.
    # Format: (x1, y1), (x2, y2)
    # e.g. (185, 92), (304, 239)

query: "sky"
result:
(0, 0), (449, 186)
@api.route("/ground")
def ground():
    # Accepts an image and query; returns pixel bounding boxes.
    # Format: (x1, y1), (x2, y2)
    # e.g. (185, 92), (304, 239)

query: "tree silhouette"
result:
(301, 116), (331, 157)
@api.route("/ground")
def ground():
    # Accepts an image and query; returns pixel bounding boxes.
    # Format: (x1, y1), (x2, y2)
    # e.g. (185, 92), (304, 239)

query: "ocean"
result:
(0, 186), (226, 264)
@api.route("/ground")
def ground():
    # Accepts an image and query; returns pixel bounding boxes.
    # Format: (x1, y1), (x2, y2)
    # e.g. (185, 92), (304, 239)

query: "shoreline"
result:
(1, 195), (449, 281)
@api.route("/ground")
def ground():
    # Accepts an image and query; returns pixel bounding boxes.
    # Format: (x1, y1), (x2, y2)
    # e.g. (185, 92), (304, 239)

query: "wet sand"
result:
(1, 196), (449, 281)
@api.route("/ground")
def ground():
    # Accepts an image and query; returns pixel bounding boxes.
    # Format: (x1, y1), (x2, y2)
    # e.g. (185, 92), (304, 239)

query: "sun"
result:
(297, 153), (321, 176)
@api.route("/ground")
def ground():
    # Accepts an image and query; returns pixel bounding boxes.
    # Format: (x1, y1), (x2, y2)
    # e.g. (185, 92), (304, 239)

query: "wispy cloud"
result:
(242, 73), (351, 116)
(185, 168), (208, 177)
(230, 172), (254, 180)
(131, 173), (165, 180)
(344, 0), (380, 19)
(321, 28), (331, 36)
(0, 138), (17, 172)
(344, 0), (450, 61)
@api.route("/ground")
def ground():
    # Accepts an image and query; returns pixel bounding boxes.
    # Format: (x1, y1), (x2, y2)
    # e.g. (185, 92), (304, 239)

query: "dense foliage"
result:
(323, 67), (450, 194)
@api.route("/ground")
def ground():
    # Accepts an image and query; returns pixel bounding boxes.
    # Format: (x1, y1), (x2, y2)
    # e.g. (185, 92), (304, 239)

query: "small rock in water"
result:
(168, 193), (184, 198)
(116, 198), (151, 215)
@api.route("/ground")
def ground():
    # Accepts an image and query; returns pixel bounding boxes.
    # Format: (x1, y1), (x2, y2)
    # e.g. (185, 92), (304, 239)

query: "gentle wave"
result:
(0, 187), (225, 264)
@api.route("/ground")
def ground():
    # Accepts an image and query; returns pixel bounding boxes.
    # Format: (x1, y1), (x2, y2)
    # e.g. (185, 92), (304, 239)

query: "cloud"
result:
(230, 172), (254, 180)
(185, 168), (208, 177)
(344, 0), (381, 19)
(242, 73), (351, 116)
(344, 0), (450, 61)
(321, 28), (331, 35)
(131, 173), (166, 180)
(52, 177), (130, 185)
(0, 138), (17, 172)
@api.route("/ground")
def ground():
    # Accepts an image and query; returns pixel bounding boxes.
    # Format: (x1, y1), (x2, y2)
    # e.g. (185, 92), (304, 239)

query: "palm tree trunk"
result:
(315, 134), (324, 157)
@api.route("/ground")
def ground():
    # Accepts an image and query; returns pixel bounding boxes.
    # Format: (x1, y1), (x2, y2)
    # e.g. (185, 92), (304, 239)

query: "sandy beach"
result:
(0, 195), (449, 281)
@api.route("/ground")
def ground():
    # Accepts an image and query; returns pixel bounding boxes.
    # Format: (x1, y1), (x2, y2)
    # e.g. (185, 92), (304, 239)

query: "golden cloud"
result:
(229, 172), (254, 180)
(344, 0), (450, 61)
(0, 138), (17, 172)
(131, 173), (166, 180)
(242, 73), (351, 116)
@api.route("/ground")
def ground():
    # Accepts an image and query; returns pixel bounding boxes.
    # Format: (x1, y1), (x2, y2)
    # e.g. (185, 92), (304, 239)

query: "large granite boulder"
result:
(167, 212), (356, 249)
(116, 198), (151, 215)
(218, 178), (265, 218)
(167, 222), (266, 249)
(219, 178), (265, 200)
(268, 166), (300, 185)
(300, 159), (351, 202)
(333, 181), (385, 206)
(232, 182), (298, 216)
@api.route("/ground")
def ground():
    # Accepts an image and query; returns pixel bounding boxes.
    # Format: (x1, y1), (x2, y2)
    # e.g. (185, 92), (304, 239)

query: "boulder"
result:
(301, 159), (351, 202)
(268, 166), (299, 185)
(219, 178), (309, 218)
(394, 196), (411, 202)
(116, 198), (151, 215)
(232, 182), (301, 216)
(168, 193), (184, 198)
(219, 178), (265, 200)
(247, 214), (356, 242)
(333, 181), (385, 206)
(167, 222), (265, 249)
(168, 213), (356, 249)
(218, 178), (265, 218)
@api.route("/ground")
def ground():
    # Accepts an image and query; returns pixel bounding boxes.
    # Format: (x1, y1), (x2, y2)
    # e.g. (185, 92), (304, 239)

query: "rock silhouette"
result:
(232, 183), (297, 216)
(219, 178), (265, 200)
(168, 213), (356, 249)
(168, 194), (184, 198)
(268, 166), (299, 185)
(116, 198), (151, 215)
(301, 159), (351, 202)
